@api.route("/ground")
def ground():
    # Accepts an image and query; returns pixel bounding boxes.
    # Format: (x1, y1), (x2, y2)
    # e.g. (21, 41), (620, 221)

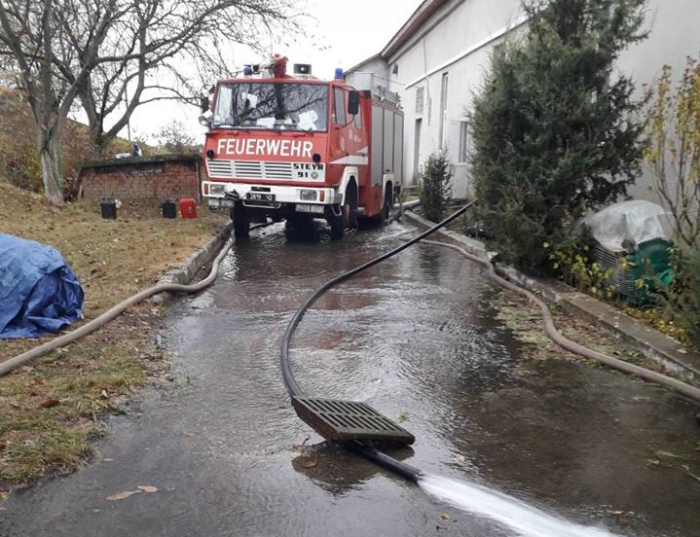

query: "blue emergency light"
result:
(334, 68), (344, 80)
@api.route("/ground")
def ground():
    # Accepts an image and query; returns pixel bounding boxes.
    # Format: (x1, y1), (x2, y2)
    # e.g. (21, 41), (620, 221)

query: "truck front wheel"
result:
(230, 203), (250, 239)
(327, 202), (357, 240)
(327, 185), (358, 240)
(328, 205), (345, 240)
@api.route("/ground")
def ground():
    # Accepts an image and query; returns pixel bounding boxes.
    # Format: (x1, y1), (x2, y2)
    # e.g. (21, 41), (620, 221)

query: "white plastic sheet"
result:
(582, 200), (673, 253)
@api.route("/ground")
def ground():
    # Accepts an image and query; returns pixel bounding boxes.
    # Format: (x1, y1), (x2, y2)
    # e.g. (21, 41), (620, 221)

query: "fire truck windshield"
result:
(212, 82), (329, 132)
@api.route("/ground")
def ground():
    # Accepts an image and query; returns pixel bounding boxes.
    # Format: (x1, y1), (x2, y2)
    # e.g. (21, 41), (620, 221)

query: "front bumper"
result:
(203, 181), (339, 212)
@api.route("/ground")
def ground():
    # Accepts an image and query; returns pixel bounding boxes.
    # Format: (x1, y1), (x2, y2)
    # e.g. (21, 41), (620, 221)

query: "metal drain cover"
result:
(291, 397), (415, 445)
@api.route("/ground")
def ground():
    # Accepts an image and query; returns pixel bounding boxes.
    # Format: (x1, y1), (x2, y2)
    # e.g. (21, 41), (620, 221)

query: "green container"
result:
(623, 238), (673, 305)
(592, 238), (673, 305)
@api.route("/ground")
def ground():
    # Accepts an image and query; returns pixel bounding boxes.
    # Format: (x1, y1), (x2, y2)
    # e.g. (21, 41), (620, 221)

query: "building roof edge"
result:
(380, 0), (452, 60)
(345, 53), (384, 74)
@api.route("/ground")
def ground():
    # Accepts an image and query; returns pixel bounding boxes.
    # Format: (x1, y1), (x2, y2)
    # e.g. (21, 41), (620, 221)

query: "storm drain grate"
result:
(291, 397), (415, 445)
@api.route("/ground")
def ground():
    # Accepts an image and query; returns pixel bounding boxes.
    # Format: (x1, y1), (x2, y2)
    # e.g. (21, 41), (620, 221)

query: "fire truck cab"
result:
(200, 58), (404, 240)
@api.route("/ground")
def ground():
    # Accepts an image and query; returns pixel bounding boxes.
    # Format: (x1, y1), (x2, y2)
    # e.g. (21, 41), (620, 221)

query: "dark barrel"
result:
(162, 199), (177, 219)
(100, 198), (117, 220)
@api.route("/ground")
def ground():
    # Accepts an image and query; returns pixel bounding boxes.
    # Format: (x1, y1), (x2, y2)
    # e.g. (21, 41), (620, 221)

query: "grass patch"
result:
(0, 180), (227, 490)
(0, 181), (225, 321)
(622, 305), (688, 345)
(495, 292), (652, 367)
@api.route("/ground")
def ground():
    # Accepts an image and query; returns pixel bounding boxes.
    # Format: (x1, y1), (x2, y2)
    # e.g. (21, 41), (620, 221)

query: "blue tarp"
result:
(0, 233), (84, 339)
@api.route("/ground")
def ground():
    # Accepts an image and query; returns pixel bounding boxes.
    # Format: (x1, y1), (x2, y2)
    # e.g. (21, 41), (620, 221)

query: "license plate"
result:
(296, 203), (324, 214)
(247, 192), (275, 202)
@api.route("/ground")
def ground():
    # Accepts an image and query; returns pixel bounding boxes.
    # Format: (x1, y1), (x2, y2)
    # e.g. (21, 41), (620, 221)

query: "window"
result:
(333, 87), (346, 126)
(353, 105), (363, 129)
(416, 87), (424, 115)
(458, 121), (469, 163)
(212, 82), (329, 131)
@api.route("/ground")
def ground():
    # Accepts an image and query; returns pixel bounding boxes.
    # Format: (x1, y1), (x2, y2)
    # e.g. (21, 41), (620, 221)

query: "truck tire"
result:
(382, 185), (393, 221)
(327, 186), (357, 240)
(231, 203), (250, 239)
(366, 185), (392, 227)
(328, 206), (346, 240)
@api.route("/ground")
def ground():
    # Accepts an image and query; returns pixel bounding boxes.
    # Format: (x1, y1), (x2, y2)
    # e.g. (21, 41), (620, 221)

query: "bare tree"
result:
(64, 0), (302, 151)
(0, 0), (302, 205)
(0, 0), (117, 204)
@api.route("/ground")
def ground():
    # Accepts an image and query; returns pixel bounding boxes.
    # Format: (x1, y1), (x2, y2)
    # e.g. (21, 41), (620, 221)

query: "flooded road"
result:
(3, 222), (700, 537)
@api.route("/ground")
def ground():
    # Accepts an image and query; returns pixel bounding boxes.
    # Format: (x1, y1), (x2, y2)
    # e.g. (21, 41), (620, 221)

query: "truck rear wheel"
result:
(365, 185), (393, 227)
(382, 185), (393, 221)
(231, 203), (250, 239)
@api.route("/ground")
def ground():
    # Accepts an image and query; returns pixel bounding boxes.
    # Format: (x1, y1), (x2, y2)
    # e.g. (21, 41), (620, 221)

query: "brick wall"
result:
(80, 155), (201, 203)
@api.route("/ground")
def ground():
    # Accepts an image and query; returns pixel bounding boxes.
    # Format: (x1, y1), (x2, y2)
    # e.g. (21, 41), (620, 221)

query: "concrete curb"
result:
(150, 221), (233, 306)
(403, 210), (700, 383)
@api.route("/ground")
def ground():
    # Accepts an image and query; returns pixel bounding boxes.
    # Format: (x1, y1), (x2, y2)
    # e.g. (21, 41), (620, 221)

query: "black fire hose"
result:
(280, 202), (474, 482)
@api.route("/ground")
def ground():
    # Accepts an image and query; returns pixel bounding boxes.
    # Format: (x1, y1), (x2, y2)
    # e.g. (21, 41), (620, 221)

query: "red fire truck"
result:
(199, 57), (404, 239)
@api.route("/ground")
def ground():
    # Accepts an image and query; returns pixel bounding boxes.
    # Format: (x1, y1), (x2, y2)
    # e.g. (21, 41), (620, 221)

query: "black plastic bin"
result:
(100, 198), (117, 220)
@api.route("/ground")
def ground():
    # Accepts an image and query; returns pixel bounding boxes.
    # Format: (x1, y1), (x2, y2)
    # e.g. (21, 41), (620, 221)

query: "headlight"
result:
(209, 184), (225, 195)
(299, 189), (318, 201)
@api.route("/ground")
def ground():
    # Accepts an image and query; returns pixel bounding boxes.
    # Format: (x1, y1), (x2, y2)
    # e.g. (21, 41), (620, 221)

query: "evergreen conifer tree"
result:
(471, 0), (648, 271)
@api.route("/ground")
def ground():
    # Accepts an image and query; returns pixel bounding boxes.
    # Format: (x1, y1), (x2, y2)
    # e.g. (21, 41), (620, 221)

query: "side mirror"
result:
(199, 109), (213, 127)
(348, 90), (360, 116)
(200, 95), (210, 113)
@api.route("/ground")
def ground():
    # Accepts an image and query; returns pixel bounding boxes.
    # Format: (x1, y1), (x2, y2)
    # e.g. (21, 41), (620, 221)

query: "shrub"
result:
(545, 230), (615, 300)
(646, 57), (700, 249)
(0, 87), (43, 191)
(671, 247), (700, 347)
(155, 120), (198, 154)
(419, 150), (453, 222)
(645, 56), (700, 348)
(470, 0), (648, 272)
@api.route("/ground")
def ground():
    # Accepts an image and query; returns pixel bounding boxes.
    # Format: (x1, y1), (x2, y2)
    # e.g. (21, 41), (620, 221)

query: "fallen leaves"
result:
(106, 485), (158, 501)
(106, 490), (141, 501)
(299, 457), (318, 469)
(38, 398), (60, 409)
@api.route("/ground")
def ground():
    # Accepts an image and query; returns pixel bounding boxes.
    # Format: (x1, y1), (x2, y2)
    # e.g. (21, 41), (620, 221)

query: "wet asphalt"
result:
(1, 221), (699, 537)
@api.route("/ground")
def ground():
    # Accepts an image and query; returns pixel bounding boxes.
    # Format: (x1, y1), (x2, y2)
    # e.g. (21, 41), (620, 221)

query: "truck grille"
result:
(206, 159), (294, 181)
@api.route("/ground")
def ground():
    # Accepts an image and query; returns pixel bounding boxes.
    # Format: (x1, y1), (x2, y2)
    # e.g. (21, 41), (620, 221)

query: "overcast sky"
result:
(126, 0), (423, 145)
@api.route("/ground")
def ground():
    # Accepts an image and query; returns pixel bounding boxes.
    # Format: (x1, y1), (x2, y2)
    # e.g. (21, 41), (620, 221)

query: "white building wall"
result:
(386, 0), (526, 197)
(384, 0), (700, 201)
(617, 0), (700, 202)
(345, 56), (391, 91)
